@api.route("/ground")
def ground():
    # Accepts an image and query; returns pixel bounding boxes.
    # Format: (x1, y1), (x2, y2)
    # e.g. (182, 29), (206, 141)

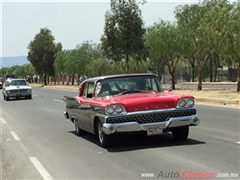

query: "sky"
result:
(1, 0), (198, 57)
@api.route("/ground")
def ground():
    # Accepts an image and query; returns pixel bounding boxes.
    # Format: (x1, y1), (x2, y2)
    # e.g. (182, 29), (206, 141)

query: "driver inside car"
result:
(97, 83), (113, 97)
(138, 78), (151, 90)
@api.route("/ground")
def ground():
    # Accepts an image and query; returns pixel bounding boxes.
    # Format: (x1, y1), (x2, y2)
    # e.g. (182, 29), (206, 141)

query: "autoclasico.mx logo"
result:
(141, 170), (239, 179)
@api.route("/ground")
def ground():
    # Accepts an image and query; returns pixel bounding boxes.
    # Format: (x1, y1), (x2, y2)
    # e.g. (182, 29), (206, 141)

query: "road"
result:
(162, 83), (237, 90)
(1, 87), (240, 180)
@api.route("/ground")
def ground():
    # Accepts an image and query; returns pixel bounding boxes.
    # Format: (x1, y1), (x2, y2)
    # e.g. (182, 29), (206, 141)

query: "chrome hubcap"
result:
(98, 123), (103, 143)
(75, 120), (79, 133)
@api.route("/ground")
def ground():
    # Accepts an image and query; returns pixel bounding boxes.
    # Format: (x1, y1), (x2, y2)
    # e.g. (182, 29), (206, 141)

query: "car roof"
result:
(81, 73), (158, 84)
(8, 78), (26, 80)
(6, 78), (26, 82)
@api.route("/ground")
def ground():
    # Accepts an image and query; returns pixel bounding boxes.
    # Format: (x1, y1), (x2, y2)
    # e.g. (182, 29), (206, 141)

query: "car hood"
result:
(5, 85), (31, 90)
(94, 92), (194, 112)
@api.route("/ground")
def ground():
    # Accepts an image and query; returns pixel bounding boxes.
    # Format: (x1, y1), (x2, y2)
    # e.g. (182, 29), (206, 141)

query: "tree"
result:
(200, 0), (240, 91)
(54, 50), (66, 84)
(85, 58), (112, 77)
(200, 0), (231, 83)
(230, 0), (240, 91)
(101, 0), (145, 73)
(0, 67), (8, 78)
(23, 64), (36, 82)
(218, 0), (240, 91)
(129, 56), (149, 73)
(145, 20), (183, 89)
(175, 2), (216, 90)
(176, 24), (196, 82)
(5, 65), (20, 78)
(75, 44), (95, 84)
(13, 66), (24, 78)
(27, 28), (62, 84)
(62, 50), (78, 85)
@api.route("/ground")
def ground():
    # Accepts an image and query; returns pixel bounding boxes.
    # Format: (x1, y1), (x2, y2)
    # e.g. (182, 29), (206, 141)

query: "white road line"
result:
(29, 157), (53, 180)
(10, 131), (21, 141)
(33, 94), (39, 96)
(0, 118), (6, 124)
(236, 142), (240, 144)
(53, 99), (64, 103)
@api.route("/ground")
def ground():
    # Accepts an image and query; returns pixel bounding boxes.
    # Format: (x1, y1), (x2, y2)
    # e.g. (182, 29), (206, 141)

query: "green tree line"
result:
(1, 0), (239, 91)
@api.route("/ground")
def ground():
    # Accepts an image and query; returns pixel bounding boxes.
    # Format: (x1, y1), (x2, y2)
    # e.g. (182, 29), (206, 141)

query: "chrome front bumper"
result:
(6, 91), (31, 97)
(102, 115), (200, 135)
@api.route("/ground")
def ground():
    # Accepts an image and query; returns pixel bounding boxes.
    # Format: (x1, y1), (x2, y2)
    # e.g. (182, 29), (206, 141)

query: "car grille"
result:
(10, 89), (28, 93)
(106, 109), (196, 124)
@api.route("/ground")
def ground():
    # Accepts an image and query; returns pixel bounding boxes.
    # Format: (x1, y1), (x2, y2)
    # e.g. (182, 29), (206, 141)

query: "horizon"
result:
(1, 56), (29, 68)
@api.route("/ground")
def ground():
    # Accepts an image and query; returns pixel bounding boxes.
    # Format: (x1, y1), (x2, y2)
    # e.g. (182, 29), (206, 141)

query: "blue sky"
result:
(1, 0), (198, 57)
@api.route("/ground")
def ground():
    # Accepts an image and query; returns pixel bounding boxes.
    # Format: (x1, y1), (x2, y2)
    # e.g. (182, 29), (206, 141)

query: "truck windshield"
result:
(6, 80), (27, 86)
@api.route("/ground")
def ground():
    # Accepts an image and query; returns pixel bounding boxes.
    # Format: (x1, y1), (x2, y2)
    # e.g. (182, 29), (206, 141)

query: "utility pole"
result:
(76, 40), (92, 49)
(83, 40), (92, 46)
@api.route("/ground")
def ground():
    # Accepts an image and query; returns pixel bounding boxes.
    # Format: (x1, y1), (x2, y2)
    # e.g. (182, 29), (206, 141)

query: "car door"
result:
(78, 82), (95, 132)
(2, 81), (8, 96)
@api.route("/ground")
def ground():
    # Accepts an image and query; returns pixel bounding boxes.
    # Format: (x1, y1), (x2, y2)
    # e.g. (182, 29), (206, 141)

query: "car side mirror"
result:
(168, 86), (172, 92)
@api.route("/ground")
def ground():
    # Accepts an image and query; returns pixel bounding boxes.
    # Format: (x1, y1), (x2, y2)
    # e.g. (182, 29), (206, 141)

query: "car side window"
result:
(5, 81), (10, 87)
(82, 82), (94, 98)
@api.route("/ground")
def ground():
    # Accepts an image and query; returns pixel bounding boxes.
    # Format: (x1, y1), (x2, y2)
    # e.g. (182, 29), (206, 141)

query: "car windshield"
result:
(95, 75), (163, 97)
(6, 80), (27, 86)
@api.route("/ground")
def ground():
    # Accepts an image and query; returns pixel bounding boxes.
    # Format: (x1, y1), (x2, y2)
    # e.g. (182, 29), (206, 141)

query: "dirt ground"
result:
(173, 89), (240, 101)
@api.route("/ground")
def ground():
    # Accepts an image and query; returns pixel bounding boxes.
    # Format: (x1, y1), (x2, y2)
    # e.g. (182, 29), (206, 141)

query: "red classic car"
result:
(63, 73), (200, 147)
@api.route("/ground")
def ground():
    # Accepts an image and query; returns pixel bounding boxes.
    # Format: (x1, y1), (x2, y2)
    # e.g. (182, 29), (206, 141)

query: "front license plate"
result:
(147, 127), (163, 136)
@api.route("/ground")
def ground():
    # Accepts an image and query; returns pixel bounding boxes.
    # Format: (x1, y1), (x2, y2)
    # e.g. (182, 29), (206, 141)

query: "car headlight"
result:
(187, 99), (194, 107)
(105, 105), (126, 115)
(115, 105), (123, 114)
(179, 99), (186, 107)
(6, 90), (10, 94)
(27, 89), (32, 93)
(177, 98), (195, 108)
(106, 106), (114, 115)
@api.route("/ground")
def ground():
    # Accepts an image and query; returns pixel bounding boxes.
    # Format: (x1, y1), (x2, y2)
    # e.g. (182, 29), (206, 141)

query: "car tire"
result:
(5, 96), (9, 101)
(74, 119), (84, 135)
(97, 120), (112, 147)
(172, 126), (189, 141)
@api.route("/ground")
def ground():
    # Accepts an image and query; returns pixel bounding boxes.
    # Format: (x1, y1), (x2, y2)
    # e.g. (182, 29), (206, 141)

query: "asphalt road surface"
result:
(168, 83), (237, 90)
(1, 87), (239, 180)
